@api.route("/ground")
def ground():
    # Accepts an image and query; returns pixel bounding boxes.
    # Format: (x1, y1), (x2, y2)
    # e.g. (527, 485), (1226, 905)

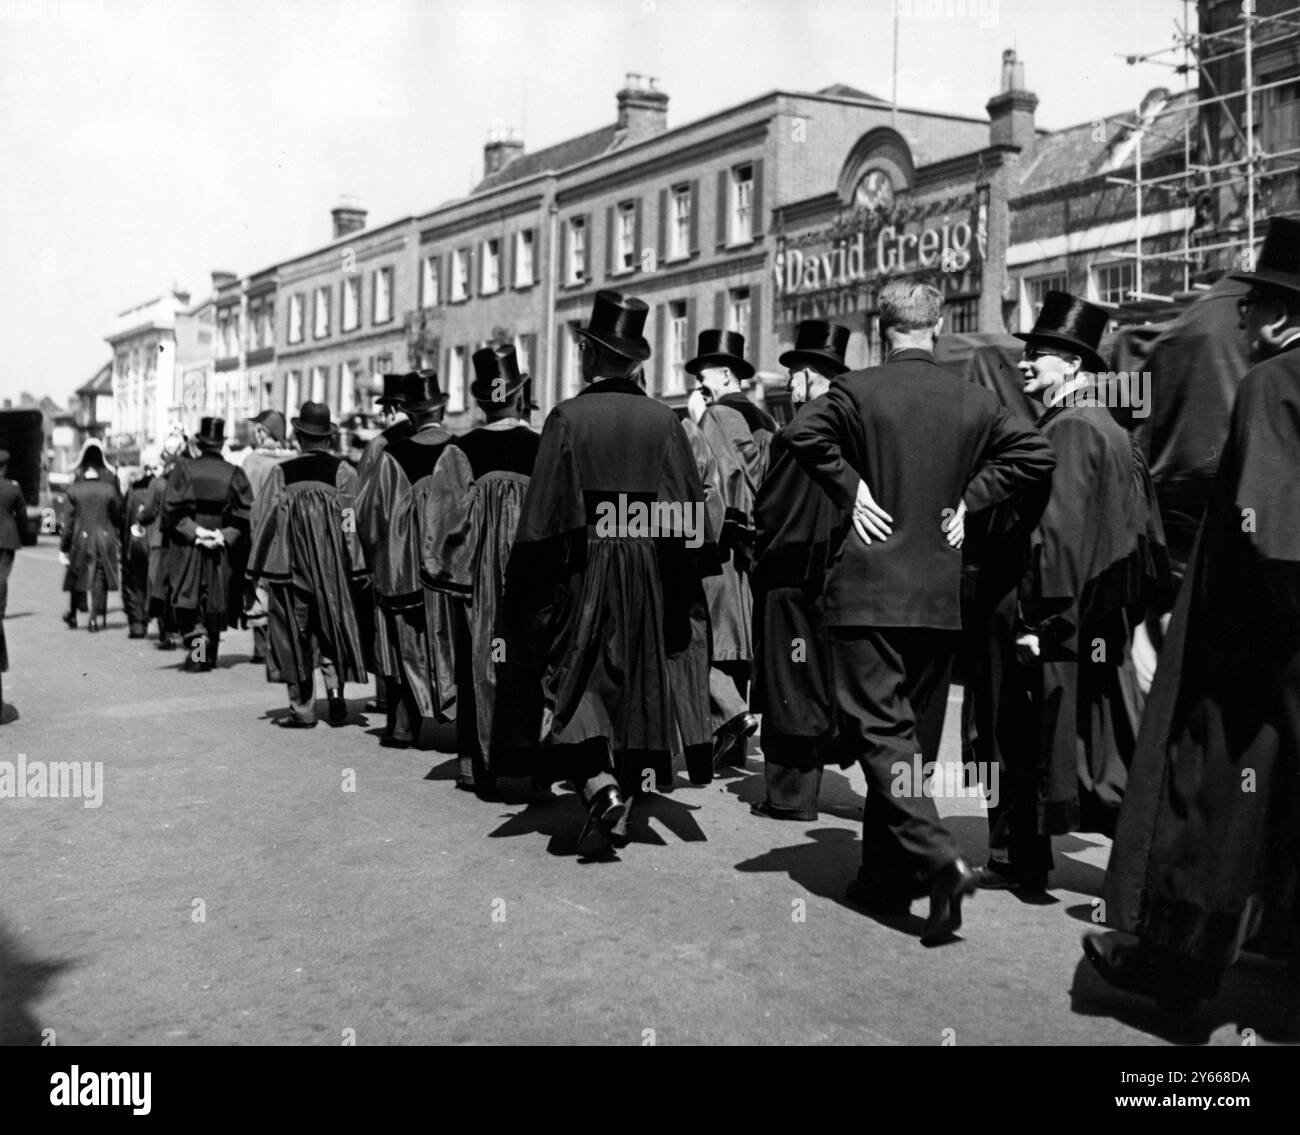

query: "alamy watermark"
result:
(890, 753), (999, 808)
(0, 754), (104, 809)
(893, 0), (999, 29)
(1048, 371), (1152, 419)
(593, 494), (704, 549)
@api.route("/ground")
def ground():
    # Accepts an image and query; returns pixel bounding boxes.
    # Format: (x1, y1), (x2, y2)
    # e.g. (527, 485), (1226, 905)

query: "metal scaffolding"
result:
(1104, 0), (1300, 305)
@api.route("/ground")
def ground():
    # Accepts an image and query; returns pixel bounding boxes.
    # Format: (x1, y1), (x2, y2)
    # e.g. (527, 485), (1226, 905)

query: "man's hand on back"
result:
(853, 479), (893, 545)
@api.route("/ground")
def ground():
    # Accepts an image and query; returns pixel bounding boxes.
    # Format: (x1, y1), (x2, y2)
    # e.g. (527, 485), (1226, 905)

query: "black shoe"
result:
(845, 876), (912, 916)
(1082, 931), (1203, 1015)
(62, 612), (77, 630)
(751, 799), (817, 822)
(128, 626), (147, 639)
(922, 858), (977, 945)
(379, 733), (414, 749)
(87, 619), (99, 634)
(714, 712), (758, 768)
(157, 634), (177, 651)
(973, 863), (1049, 893)
(577, 785), (631, 850)
(277, 716), (317, 729)
(327, 696), (348, 727)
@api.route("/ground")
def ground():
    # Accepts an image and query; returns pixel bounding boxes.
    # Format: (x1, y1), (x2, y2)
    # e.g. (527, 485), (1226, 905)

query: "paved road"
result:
(0, 541), (1290, 1045)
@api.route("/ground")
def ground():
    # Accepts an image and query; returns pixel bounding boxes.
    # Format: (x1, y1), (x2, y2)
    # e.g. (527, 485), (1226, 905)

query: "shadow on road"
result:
(1068, 952), (1298, 1045)
(0, 916), (74, 1046)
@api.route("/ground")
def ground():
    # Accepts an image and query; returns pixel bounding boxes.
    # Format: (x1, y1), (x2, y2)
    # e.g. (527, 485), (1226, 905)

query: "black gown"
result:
(1103, 341), (1300, 972)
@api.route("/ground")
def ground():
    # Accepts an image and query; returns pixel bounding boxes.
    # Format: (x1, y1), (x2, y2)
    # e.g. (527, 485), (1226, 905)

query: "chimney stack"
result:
(211, 270), (237, 291)
(986, 49), (1038, 151)
(331, 200), (368, 240)
(615, 73), (668, 145)
(484, 124), (524, 177)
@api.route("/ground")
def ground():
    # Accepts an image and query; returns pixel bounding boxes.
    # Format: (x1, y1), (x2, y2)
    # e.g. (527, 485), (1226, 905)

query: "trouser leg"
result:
(760, 723), (825, 815)
(832, 627), (959, 893)
(0, 549), (13, 619)
(709, 662), (749, 734)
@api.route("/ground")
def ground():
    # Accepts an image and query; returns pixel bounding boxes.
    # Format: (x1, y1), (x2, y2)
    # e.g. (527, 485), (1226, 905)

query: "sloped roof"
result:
(474, 122), (620, 193)
(78, 362), (113, 396)
(1014, 88), (1196, 198)
(816, 83), (888, 102)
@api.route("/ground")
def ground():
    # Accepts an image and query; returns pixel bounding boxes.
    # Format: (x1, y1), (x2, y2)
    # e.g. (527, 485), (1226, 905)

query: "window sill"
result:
(511, 281), (536, 293)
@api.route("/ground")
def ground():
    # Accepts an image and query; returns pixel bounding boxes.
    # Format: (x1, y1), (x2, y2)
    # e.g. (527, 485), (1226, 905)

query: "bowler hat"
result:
(470, 345), (526, 403)
(248, 409), (286, 444)
(195, 417), (227, 450)
(375, 373), (408, 407)
(1014, 290), (1109, 373)
(405, 369), (448, 413)
(1230, 216), (1300, 300)
(290, 401), (337, 438)
(686, 329), (755, 381)
(574, 289), (651, 361)
(779, 320), (851, 376)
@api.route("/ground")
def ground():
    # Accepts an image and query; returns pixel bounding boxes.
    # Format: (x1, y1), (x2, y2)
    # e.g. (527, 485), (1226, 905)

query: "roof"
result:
(816, 83), (888, 102)
(474, 122), (620, 193)
(78, 362), (113, 397)
(1014, 88), (1196, 198)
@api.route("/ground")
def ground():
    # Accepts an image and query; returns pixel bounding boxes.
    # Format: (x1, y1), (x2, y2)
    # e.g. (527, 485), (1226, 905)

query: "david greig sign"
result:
(775, 187), (987, 299)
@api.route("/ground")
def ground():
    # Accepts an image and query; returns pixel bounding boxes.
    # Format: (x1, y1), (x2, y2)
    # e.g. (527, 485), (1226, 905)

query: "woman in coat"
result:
(59, 439), (123, 632)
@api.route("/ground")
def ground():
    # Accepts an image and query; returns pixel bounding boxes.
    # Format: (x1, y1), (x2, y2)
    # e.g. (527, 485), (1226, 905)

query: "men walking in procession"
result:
(966, 292), (1169, 895)
(750, 321), (853, 820)
(357, 370), (459, 747)
(60, 439), (123, 634)
(505, 290), (719, 851)
(160, 417), (253, 670)
(1087, 216), (1300, 1018)
(684, 329), (772, 770)
(423, 345), (541, 795)
(247, 401), (369, 728)
(239, 409), (296, 665)
(785, 280), (1056, 943)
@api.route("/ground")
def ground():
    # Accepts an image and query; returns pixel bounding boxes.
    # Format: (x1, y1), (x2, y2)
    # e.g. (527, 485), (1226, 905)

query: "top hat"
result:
(779, 320), (851, 376)
(405, 369), (448, 413)
(1014, 290), (1109, 373)
(685, 329), (755, 381)
(0, 449), (9, 466)
(247, 409), (287, 444)
(195, 417), (227, 450)
(290, 402), (337, 438)
(470, 345), (526, 403)
(574, 290), (651, 361)
(1230, 216), (1300, 300)
(375, 372), (409, 407)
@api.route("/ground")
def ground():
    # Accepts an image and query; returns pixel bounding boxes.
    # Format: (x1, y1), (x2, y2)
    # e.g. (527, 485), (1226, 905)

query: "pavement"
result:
(0, 540), (1293, 1046)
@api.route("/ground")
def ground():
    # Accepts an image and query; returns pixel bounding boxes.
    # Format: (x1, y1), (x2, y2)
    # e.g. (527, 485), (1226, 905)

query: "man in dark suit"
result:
(785, 279), (1056, 944)
(0, 449), (26, 622)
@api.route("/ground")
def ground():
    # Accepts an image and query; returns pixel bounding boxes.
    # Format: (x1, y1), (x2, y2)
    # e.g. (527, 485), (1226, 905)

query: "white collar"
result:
(481, 418), (525, 431)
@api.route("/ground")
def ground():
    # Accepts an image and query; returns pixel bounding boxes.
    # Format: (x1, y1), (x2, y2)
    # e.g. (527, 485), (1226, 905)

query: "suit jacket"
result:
(784, 347), (1056, 630)
(0, 478), (25, 551)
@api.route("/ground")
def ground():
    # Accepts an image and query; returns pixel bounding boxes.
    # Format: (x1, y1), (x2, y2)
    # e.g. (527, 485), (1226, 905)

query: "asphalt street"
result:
(0, 541), (1292, 1045)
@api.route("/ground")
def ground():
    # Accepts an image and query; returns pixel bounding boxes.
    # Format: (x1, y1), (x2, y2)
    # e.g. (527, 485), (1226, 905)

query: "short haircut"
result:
(879, 279), (944, 335)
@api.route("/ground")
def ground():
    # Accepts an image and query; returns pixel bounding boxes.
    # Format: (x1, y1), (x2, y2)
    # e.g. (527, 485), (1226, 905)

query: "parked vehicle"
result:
(0, 409), (45, 544)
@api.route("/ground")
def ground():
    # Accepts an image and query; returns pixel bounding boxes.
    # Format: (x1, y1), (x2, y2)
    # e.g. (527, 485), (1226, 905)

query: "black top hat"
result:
(375, 372), (408, 407)
(685, 329), (755, 381)
(1230, 216), (1300, 300)
(291, 401), (337, 438)
(470, 345), (526, 404)
(405, 369), (448, 413)
(779, 320), (851, 376)
(574, 290), (651, 361)
(247, 409), (287, 444)
(1014, 290), (1109, 373)
(195, 417), (226, 449)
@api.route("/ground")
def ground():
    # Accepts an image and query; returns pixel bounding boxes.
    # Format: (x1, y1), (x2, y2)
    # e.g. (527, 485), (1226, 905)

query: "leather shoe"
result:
(751, 799), (817, 822)
(277, 716), (317, 729)
(1082, 931), (1203, 1014)
(379, 733), (414, 749)
(327, 696), (348, 727)
(973, 863), (1048, 893)
(845, 876), (911, 917)
(714, 712), (758, 768)
(577, 785), (631, 850)
(922, 858), (977, 945)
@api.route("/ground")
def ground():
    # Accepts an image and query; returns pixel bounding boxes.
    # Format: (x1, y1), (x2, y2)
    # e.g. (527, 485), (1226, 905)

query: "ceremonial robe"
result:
(357, 422), (458, 722)
(423, 423), (541, 780)
(504, 377), (719, 787)
(1104, 342), (1300, 972)
(247, 451), (369, 692)
(61, 475), (123, 599)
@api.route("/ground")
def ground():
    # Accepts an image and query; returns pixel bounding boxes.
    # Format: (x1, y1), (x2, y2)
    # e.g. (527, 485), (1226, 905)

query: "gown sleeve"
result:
(421, 445), (477, 598)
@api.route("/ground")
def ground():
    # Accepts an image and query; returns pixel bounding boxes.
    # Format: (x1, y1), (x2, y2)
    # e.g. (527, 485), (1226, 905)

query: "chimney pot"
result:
(987, 49), (1037, 151)
(616, 75), (669, 143)
(332, 202), (368, 240)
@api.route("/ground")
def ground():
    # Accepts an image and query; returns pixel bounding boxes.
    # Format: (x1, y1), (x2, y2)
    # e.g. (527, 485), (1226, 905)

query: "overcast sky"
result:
(0, 0), (1191, 405)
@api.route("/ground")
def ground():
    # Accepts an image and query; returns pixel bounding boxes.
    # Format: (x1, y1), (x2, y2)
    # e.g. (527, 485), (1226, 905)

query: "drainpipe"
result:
(543, 198), (559, 409)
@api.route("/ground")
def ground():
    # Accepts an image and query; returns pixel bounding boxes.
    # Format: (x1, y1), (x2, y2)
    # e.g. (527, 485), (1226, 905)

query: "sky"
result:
(0, 0), (1193, 406)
